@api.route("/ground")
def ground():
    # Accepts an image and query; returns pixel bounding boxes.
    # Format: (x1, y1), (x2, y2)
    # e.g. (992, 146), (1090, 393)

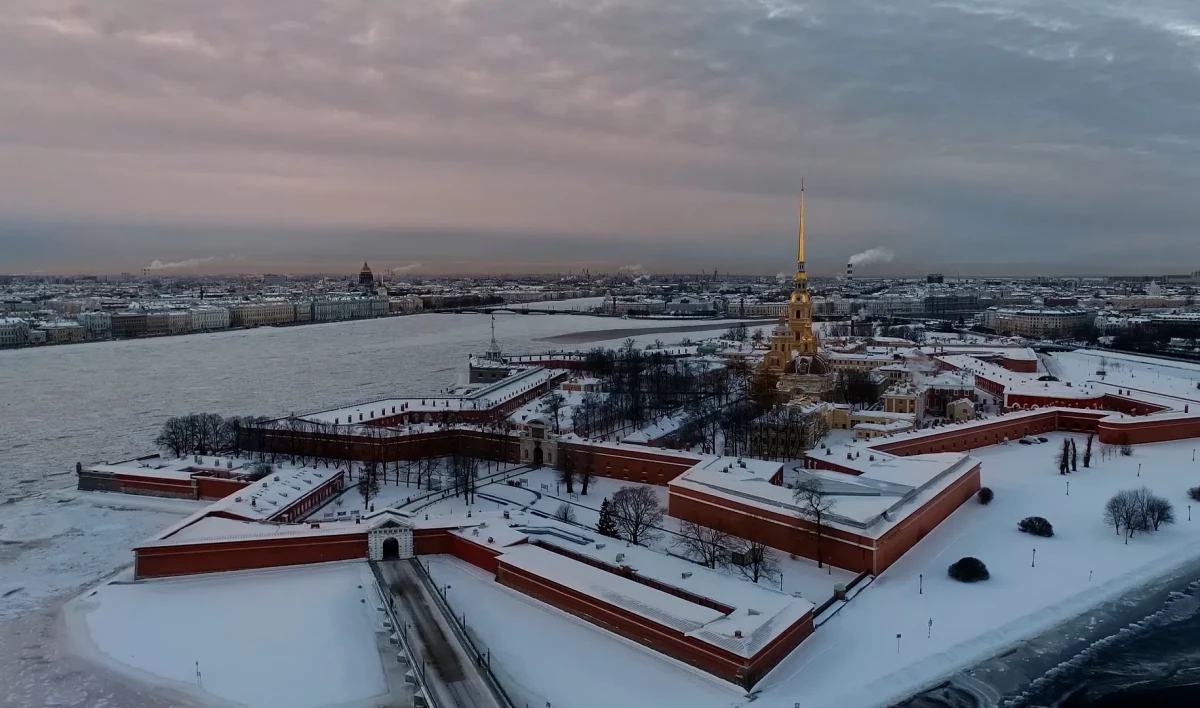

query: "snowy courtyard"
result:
(425, 555), (743, 708)
(413, 433), (1200, 708)
(69, 562), (389, 708)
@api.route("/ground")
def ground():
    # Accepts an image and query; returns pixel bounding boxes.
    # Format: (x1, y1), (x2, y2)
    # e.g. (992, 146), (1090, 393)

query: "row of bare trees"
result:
(1104, 487), (1175, 543)
(557, 445), (597, 495)
(676, 520), (782, 585)
(572, 344), (738, 438)
(154, 413), (268, 458)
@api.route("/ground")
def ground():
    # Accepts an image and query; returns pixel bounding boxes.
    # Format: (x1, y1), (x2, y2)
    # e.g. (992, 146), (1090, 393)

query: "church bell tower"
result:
(789, 184), (819, 356)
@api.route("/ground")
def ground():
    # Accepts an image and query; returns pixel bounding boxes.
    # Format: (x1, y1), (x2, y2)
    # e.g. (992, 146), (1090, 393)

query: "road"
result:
(375, 560), (506, 708)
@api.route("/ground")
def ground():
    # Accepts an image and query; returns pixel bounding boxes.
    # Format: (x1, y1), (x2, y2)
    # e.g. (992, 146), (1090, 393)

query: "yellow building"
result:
(763, 186), (829, 378)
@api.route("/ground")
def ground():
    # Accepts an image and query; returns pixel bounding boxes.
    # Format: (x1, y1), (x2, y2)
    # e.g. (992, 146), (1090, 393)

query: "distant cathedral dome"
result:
(359, 261), (374, 286)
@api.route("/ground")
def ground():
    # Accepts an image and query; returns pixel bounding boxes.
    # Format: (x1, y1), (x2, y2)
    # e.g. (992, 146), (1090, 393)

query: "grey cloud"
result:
(2, 0), (1200, 275)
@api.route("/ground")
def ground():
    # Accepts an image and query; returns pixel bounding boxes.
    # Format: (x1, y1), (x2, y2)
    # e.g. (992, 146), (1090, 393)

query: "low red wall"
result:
(671, 461), (980, 575)
(496, 559), (806, 687)
(115, 474), (195, 499)
(194, 477), (251, 501)
(557, 443), (699, 486)
(668, 486), (877, 573)
(871, 410), (1106, 457)
(1001, 356), (1038, 373)
(1098, 413), (1200, 445)
(135, 533), (367, 578)
(247, 428), (520, 465)
(449, 534), (509, 573)
(873, 464), (981, 573)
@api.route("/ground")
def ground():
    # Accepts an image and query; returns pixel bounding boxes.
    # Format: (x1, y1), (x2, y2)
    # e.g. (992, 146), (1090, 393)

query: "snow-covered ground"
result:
(307, 459), (525, 518)
(425, 555), (742, 708)
(753, 433), (1200, 708)
(69, 562), (388, 708)
(1047, 349), (1200, 403)
(416, 433), (1200, 708)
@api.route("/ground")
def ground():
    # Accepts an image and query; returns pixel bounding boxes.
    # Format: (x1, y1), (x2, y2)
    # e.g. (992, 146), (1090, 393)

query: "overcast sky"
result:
(2, 0), (1200, 276)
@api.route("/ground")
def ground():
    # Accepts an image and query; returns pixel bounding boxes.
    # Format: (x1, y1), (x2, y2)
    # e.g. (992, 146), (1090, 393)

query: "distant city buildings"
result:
(977, 307), (1092, 338)
(2, 256), (1199, 350)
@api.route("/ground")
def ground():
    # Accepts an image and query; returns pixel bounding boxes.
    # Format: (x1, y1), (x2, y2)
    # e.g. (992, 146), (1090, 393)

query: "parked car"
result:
(1019, 439), (1033, 445)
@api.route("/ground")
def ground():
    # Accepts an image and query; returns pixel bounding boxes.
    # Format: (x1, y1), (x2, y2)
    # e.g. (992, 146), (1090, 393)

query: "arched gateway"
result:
(368, 517), (414, 561)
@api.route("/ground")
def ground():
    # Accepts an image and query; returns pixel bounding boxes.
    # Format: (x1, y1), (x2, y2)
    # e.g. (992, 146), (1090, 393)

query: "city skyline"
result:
(5, 1), (1200, 276)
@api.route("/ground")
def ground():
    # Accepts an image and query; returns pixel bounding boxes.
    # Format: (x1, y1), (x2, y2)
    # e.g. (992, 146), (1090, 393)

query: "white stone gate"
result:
(369, 518), (414, 560)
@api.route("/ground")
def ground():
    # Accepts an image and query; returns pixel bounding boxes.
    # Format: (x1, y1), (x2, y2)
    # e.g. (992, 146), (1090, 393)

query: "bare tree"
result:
(675, 521), (733, 569)
(359, 462), (381, 509)
(557, 448), (578, 494)
(541, 391), (567, 433)
(610, 485), (664, 546)
(450, 450), (480, 504)
(154, 417), (192, 458)
(731, 539), (781, 585)
(1144, 494), (1176, 531)
(794, 478), (837, 568)
(192, 413), (227, 456)
(553, 503), (577, 524)
(1104, 490), (1129, 535)
(578, 445), (596, 496)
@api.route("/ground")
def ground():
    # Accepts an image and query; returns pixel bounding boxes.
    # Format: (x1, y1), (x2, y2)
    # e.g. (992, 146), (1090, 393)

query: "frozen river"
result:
(0, 311), (753, 500)
(0, 311), (759, 708)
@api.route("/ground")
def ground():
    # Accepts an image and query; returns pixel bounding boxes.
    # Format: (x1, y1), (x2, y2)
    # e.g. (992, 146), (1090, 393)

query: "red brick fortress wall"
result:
(1098, 413), (1200, 445)
(555, 442), (699, 486)
(135, 533), (368, 579)
(494, 557), (811, 687)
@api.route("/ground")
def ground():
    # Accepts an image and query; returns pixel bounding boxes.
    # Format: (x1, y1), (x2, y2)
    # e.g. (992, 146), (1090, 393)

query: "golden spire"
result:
(795, 181), (807, 284)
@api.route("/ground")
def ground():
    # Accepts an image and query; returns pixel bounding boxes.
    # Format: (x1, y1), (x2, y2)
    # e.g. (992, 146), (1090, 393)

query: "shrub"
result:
(1120, 444), (1133, 457)
(978, 487), (994, 505)
(553, 503), (577, 524)
(948, 557), (990, 583)
(1189, 486), (1200, 503)
(1018, 516), (1054, 537)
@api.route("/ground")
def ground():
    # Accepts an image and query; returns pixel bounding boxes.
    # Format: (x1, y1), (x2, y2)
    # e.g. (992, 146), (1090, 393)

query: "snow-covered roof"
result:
(501, 544), (726, 629)
(854, 421), (914, 433)
(207, 466), (340, 521)
(87, 455), (254, 481)
(921, 344), (1037, 361)
(300, 366), (566, 424)
(139, 513), (369, 549)
(936, 354), (1104, 400)
(500, 523), (815, 658)
(671, 450), (975, 538)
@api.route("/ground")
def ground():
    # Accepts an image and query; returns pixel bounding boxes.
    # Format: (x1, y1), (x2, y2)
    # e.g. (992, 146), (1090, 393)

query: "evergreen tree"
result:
(596, 497), (621, 539)
(1083, 434), (1094, 468)
(1070, 438), (1078, 472)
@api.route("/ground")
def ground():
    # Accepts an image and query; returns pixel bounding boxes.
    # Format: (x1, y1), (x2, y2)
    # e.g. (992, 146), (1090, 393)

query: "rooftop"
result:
(499, 518), (816, 658)
(671, 450), (975, 538)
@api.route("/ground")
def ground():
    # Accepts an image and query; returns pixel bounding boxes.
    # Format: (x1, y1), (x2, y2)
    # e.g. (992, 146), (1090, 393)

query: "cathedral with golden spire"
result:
(762, 184), (829, 377)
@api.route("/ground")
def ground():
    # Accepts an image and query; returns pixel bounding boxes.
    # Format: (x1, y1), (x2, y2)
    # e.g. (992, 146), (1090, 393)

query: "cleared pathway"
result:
(374, 560), (506, 708)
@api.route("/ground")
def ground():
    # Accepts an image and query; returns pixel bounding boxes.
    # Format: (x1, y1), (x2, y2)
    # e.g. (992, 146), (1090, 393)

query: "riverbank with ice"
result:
(899, 552), (1200, 707)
